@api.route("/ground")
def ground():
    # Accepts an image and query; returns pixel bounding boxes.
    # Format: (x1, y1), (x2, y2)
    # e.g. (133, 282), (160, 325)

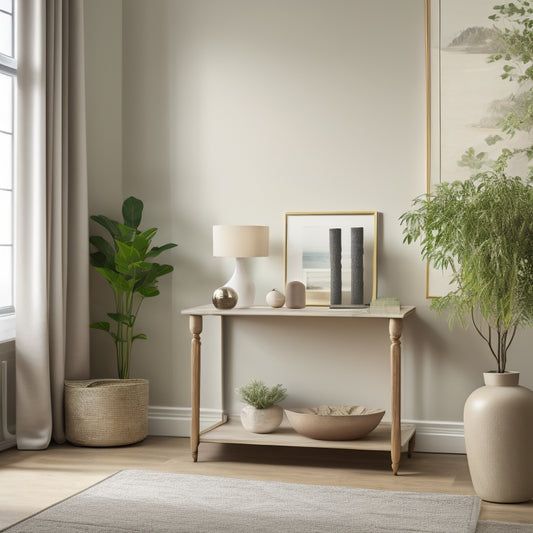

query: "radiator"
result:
(0, 360), (16, 450)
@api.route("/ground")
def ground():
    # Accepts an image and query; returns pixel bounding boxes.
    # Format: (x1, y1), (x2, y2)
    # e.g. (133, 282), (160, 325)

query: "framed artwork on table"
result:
(425, 0), (528, 297)
(284, 211), (378, 307)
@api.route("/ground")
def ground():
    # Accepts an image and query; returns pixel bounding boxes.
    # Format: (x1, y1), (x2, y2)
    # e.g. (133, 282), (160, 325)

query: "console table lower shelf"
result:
(200, 417), (416, 456)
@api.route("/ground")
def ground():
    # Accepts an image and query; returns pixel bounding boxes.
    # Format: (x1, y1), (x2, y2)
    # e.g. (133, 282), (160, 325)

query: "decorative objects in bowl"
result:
(285, 405), (385, 440)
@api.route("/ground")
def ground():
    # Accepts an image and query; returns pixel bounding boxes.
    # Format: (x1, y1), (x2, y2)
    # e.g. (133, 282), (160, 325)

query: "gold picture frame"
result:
(426, 0), (454, 298)
(284, 211), (379, 307)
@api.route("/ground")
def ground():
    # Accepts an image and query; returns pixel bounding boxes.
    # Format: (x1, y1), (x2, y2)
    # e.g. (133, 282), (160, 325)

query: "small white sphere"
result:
(266, 289), (285, 308)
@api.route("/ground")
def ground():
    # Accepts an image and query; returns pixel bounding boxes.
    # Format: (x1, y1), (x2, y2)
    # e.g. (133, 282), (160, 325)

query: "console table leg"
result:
(389, 318), (403, 475)
(190, 315), (203, 462)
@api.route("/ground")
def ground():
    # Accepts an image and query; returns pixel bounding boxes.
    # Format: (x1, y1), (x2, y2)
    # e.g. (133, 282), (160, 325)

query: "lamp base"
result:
(226, 258), (255, 308)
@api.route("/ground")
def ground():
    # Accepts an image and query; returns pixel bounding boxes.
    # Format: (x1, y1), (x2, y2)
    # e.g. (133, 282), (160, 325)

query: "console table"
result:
(181, 304), (416, 474)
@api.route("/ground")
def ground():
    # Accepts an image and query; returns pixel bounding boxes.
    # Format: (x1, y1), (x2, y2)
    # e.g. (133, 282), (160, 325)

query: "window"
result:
(0, 0), (16, 341)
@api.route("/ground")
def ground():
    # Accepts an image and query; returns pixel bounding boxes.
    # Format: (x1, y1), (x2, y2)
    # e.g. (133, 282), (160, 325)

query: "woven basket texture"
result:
(65, 379), (149, 447)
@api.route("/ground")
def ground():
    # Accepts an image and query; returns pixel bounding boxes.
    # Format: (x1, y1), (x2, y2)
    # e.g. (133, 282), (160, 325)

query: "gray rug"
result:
(3, 469), (483, 532)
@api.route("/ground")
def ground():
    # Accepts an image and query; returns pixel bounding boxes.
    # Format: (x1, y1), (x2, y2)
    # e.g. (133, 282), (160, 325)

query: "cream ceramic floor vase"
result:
(464, 371), (533, 503)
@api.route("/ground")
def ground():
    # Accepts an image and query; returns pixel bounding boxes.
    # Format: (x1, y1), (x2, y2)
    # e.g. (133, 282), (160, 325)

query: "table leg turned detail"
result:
(389, 318), (403, 475)
(190, 315), (203, 462)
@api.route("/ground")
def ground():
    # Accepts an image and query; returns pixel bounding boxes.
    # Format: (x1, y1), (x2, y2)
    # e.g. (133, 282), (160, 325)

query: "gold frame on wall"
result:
(425, 0), (437, 299)
(425, 0), (432, 196)
(425, 0), (450, 299)
(283, 211), (378, 307)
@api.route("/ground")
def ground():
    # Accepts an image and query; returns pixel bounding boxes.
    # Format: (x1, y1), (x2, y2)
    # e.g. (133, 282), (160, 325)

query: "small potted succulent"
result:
(237, 380), (287, 433)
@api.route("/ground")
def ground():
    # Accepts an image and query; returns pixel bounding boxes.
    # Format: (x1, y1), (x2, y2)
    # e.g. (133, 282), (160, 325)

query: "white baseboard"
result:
(403, 419), (465, 454)
(148, 406), (224, 437)
(148, 407), (466, 455)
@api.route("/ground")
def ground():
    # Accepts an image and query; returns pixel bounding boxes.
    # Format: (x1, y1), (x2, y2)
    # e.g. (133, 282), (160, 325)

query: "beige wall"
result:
(85, 0), (533, 434)
(85, 0), (124, 378)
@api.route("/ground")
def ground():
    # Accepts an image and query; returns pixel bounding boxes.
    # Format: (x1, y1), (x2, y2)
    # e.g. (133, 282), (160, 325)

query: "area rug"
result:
(3, 469), (482, 532)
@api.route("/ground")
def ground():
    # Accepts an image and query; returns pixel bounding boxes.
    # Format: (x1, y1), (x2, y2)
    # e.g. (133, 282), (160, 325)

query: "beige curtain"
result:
(15, 0), (90, 449)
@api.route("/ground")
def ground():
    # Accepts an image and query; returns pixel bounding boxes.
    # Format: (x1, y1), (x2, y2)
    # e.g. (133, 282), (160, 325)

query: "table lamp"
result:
(213, 225), (269, 308)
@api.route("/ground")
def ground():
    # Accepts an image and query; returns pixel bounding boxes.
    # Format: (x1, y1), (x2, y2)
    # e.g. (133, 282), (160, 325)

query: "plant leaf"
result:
(90, 215), (120, 240)
(134, 263), (174, 292)
(115, 241), (142, 275)
(107, 313), (134, 326)
(139, 228), (158, 243)
(94, 266), (132, 292)
(122, 196), (143, 229)
(117, 223), (138, 244)
(131, 234), (151, 258)
(89, 236), (116, 265)
(90, 321), (110, 331)
(137, 286), (160, 297)
(89, 251), (108, 268)
(146, 242), (178, 258)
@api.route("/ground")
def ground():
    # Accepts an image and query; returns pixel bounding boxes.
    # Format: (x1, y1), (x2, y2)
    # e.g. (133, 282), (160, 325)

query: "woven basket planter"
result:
(65, 379), (149, 447)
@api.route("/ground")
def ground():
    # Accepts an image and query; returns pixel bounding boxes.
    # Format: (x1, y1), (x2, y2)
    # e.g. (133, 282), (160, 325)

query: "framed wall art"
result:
(425, 0), (529, 296)
(284, 211), (378, 307)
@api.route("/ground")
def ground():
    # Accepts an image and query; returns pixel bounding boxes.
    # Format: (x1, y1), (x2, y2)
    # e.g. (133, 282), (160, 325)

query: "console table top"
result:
(181, 304), (415, 319)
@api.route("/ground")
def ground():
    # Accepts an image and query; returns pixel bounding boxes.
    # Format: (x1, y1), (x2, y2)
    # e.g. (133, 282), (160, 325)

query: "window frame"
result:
(0, 0), (16, 341)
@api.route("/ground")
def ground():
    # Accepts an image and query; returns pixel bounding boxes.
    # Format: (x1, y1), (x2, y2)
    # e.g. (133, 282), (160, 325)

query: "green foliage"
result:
(400, 172), (533, 372)
(237, 380), (288, 409)
(410, 1), (533, 372)
(90, 197), (177, 379)
(460, 0), (533, 174)
(489, 2), (533, 84)
(485, 134), (504, 146)
(458, 147), (489, 169)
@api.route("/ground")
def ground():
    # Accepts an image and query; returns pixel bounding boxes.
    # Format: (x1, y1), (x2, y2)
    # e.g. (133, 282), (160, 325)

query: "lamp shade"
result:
(213, 225), (269, 258)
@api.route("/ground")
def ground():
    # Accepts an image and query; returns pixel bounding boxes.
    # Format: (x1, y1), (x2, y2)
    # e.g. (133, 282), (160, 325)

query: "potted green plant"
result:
(400, 171), (533, 373)
(88, 196), (177, 379)
(237, 380), (287, 433)
(65, 196), (177, 447)
(400, 172), (533, 503)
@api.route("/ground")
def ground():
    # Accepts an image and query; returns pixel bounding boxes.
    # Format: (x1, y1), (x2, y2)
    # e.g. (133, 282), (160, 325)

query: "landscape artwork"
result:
(284, 212), (378, 306)
(427, 0), (532, 296)
(429, 0), (530, 186)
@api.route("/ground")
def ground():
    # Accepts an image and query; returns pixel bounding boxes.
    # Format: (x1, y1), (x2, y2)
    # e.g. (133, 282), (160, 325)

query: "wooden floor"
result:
(0, 436), (532, 529)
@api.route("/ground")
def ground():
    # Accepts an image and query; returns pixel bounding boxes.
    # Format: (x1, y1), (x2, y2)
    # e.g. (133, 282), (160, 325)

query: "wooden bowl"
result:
(285, 405), (385, 440)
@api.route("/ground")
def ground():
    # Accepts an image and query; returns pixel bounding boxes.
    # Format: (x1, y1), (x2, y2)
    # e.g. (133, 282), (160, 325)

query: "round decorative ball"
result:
(212, 286), (238, 309)
(266, 289), (285, 308)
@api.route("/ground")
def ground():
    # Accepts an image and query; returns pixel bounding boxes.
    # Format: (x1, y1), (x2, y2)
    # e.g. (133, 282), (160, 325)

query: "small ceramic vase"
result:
(285, 281), (306, 309)
(266, 289), (285, 308)
(240, 405), (283, 433)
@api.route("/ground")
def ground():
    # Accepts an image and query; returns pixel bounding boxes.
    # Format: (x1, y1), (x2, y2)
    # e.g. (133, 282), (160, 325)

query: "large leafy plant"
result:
(90, 197), (177, 379)
(400, 172), (533, 372)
